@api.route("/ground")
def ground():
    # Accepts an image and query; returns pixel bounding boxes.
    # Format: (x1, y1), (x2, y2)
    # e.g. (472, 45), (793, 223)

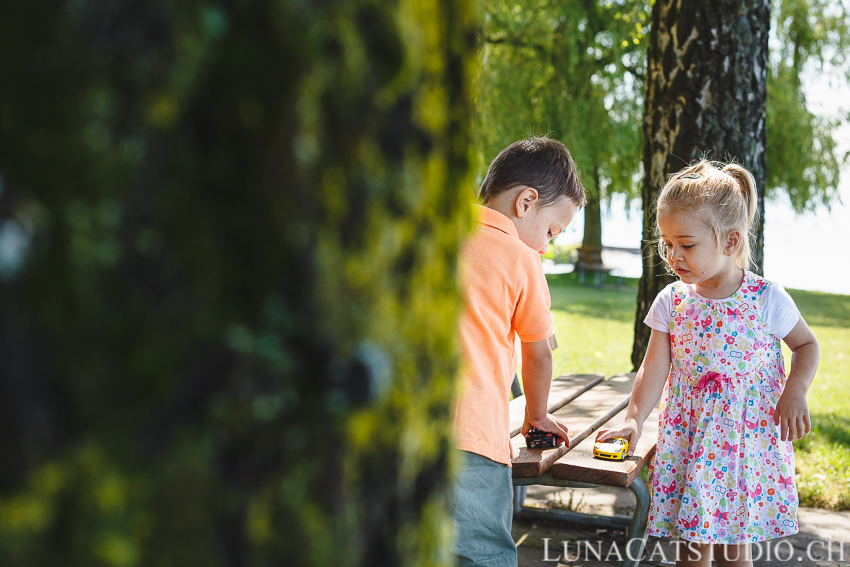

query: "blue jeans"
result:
(451, 450), (517, 567)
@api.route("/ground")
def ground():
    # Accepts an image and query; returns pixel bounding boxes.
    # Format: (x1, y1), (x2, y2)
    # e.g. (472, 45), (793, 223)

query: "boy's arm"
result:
(775, 317), (819, 440)
(596, 329), (671, 455)
(520, 337), (570, 446)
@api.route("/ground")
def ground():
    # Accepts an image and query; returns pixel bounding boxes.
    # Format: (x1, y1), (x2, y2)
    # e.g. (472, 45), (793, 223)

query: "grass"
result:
(779, 291), (850, 510)
(546, 272), (640, 379)
(527, 271), (850, 511)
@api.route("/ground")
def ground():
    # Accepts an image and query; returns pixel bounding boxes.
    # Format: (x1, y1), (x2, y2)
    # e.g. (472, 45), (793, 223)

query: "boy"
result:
(452, 137), (586, 566)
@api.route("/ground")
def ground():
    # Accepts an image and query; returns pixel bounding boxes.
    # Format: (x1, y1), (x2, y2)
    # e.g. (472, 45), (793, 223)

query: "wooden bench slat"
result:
(510, 373), (662, 486)
(509, 394), (631, 479)
(510, 373), (635, 478)
(565, 394), (630, 449)
(507, 373), (604, 436)
(550, 405), (660, 487)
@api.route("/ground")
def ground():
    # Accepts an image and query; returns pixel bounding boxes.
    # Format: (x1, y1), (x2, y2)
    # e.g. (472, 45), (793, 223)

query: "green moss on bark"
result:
(0, 1), (476, 565)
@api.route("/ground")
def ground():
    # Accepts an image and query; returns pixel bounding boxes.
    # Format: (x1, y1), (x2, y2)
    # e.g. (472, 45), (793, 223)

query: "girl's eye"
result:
(683, 245), (694, 249)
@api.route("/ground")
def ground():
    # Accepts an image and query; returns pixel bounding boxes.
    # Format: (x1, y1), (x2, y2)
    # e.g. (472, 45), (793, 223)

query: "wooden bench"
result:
(576, 246), (608, 287)
(508, 373), (659, 567)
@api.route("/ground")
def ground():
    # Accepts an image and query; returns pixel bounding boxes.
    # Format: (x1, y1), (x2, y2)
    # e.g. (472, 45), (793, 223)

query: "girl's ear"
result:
(724, 228), (742, 256)
(514, 186), (539, 218)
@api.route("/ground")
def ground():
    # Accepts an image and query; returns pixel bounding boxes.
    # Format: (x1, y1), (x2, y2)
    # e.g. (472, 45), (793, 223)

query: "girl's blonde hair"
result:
(656, 160), (759, 271)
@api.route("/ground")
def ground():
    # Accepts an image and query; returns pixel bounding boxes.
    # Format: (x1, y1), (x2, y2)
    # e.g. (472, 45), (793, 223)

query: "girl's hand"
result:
(776, 317), (818, 442)
(522, 413), (570, 448)
(774, 389), (812, 441)
(596, 419), (642, 457)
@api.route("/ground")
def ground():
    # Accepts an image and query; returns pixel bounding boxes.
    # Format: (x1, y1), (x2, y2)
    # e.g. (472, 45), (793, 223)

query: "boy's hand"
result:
(522, 413), (570, 448)
(774, 389), (812, 441)
(596, 419), (641, 457)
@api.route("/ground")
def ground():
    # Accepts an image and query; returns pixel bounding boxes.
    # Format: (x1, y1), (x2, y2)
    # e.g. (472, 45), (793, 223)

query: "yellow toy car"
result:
(593, 436), (629, 461)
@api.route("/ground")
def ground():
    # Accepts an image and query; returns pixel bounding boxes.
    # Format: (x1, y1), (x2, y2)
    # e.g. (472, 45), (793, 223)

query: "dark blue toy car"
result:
(525, 427), (559, 449)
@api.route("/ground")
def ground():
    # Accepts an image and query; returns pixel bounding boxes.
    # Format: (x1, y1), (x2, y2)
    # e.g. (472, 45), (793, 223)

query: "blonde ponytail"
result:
(656, 160), (760, 271)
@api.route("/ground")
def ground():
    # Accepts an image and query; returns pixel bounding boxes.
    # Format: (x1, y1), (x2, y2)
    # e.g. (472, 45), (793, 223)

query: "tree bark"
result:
(631, 0), (769, 370)
(0, 1), (476, 565)
(579, 166), (603, 258)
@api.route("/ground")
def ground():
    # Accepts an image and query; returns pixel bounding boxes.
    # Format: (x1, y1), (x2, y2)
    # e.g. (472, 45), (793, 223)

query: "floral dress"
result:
(646, 271), (798, 544)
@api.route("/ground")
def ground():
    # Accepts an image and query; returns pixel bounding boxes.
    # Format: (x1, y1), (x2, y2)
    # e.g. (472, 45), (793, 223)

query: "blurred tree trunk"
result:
(0, 1), (476, 566)
(579, 165), (603, 259)
(631, 0), (769, 369)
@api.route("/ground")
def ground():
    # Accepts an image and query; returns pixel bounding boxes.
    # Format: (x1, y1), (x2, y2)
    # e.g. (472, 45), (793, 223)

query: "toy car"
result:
(593, 436), (629, 461)
(525, 427), (559, 449)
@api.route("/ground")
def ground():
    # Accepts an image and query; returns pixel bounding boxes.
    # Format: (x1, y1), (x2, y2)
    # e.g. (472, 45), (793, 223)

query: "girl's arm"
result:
(775, 317), (819, 441)
(520, 337), (571, 446)
(596, 329), (671, 455)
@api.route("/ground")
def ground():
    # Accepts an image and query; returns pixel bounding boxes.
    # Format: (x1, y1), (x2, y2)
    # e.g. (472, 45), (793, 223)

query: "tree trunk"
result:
(0, 1), (476, 565)
(579, 166), (603, 255)
(631, 0), (769, 370)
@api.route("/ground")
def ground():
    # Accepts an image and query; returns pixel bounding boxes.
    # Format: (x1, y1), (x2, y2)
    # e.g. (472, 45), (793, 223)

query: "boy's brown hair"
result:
(478, 136), (586, 208)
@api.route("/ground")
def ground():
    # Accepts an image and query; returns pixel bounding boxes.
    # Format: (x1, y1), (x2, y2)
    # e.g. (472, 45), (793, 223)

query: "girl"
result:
(598, 161), (819, 567)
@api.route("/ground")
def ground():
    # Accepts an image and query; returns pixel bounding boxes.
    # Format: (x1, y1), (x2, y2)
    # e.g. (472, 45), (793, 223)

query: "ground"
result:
(513, 484), (850, 566)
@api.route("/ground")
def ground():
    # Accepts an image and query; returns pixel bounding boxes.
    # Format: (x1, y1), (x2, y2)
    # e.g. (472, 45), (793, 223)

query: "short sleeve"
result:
(763, 283), (800, 339)
(643, 285), (674, 333)
(514, 258), (554, 342)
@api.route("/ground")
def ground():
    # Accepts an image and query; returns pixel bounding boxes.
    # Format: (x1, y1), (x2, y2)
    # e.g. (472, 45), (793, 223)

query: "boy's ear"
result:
(514, 186), (539, 218)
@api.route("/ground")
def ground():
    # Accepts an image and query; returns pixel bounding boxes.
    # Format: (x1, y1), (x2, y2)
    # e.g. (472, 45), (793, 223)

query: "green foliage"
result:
(477, 0), (849, 216)
(767, 65), (842, 210)
(0, 0), (475, 565)
(475, 0), (649, 204)
(544, 243), (578, 264)
(767, 0), (850, 211)
(773, 0), (850, 74)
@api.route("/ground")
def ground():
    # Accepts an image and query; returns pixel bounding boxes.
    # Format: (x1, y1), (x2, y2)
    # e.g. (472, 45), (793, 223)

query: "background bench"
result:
(508, 373), (659, 567)
(576, 246), (608, 287)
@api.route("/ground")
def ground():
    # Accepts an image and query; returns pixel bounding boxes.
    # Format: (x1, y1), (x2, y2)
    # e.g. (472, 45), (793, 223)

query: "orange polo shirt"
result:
(453, 205), (554, 466)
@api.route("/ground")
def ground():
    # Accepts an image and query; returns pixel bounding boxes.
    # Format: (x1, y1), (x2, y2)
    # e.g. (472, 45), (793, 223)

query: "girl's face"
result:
(658, 209), (741, 295)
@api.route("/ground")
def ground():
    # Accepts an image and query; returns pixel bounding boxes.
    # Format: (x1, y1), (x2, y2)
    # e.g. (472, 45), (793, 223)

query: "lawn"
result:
(528, 271), (850, 510)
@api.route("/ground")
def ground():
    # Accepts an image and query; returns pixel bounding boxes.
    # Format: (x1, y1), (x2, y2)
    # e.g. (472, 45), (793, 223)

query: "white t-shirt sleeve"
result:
(763, 283), (801, 339)
(643, 285), (674, 333)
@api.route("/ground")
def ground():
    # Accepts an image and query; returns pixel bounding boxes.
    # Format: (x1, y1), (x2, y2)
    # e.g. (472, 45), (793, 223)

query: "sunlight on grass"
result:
(550, 312), (634, 378)
(547, 272), (637, 378)
(781, 296), (850, 510)
(793, 414), (850, 510)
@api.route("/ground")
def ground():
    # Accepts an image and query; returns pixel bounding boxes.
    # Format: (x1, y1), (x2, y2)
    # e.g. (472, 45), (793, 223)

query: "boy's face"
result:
(515, 195), (577, 255)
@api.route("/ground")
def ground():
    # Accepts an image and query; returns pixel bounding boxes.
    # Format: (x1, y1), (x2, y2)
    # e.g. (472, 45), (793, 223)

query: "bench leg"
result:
(621, 475), (650, 567)
(513, 486), (528, 515)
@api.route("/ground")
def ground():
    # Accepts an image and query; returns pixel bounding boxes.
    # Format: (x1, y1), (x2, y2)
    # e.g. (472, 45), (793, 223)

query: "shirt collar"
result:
(475, 205), (519, 239)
